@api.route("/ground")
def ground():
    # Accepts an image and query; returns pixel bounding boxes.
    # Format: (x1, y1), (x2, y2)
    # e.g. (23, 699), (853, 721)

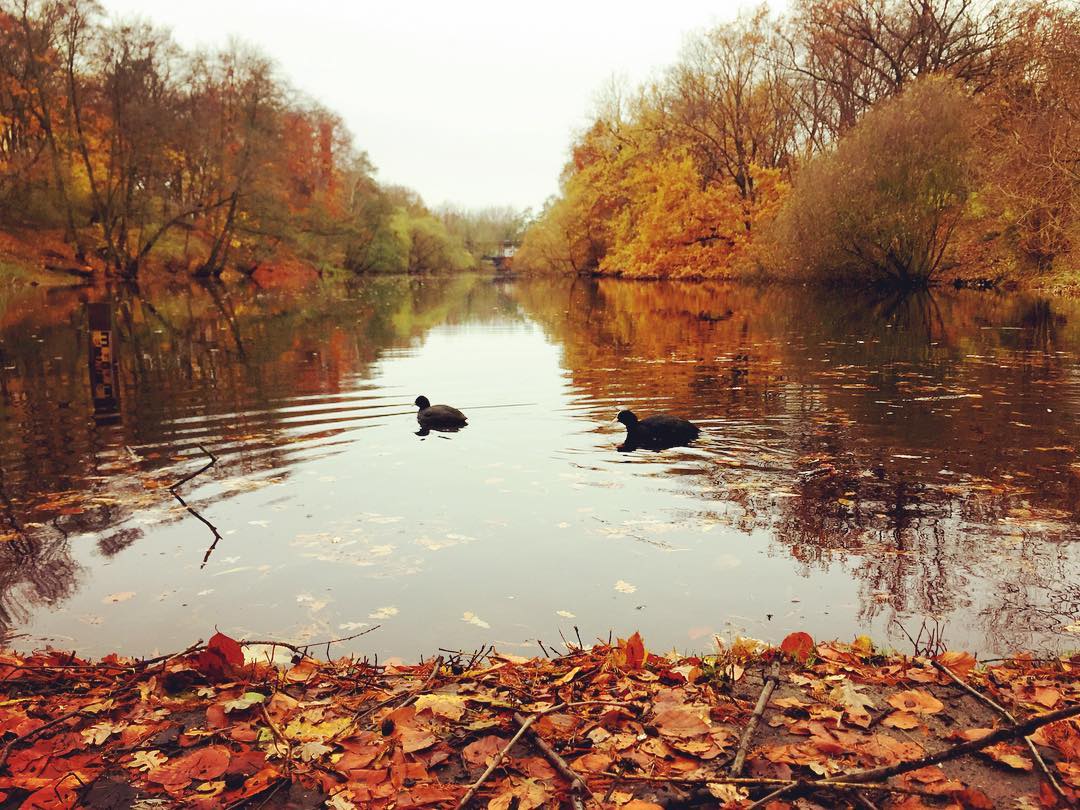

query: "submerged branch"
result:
(168, 444), (223, 567)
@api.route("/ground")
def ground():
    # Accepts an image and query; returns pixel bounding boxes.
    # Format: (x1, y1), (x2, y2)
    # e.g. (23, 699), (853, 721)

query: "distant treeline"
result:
(515, 0), (1080, 287)
(0, 1), (523, 279)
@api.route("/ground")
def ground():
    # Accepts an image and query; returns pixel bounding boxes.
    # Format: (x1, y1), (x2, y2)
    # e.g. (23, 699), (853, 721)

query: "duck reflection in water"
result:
(414, 395), (468, 436)
(616, 409), (700, 452)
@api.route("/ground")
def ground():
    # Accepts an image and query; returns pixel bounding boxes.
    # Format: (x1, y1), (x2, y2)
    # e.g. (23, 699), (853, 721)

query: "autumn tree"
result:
(662, 6), (797, 205)
(0, 0), (86, 251)
(783, 0), (1011, 138)
(981, 2), (1080, 264)
(176, 45), (281, 277)
(771, 77), (975, 286)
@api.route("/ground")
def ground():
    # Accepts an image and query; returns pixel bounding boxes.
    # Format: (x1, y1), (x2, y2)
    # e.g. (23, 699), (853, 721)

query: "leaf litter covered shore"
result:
(0, 631), (1078, 809)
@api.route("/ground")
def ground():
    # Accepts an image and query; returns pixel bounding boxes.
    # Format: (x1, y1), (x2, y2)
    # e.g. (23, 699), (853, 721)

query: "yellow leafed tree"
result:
(600, 150), (786, 278)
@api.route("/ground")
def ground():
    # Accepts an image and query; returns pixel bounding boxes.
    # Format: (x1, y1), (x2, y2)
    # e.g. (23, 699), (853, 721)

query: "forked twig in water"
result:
(169, 444), (222, 567)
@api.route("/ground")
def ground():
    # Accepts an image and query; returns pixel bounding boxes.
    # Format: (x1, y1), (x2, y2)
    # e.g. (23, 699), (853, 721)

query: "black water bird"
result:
(415, 395), (467, 431)
(617, 409), (699, 451)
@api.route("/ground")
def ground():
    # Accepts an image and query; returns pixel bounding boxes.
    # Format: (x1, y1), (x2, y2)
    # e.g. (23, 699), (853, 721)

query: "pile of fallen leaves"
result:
(0, 631), (1077, 809)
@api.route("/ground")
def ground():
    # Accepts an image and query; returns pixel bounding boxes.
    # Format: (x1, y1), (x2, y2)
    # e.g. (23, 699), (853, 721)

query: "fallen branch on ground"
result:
(933, 658), (1067, 800)
(731, 658), (781, 776)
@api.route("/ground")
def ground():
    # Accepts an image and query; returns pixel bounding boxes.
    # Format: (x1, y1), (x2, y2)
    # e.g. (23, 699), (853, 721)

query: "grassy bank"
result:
(1, 631), (1076, 808)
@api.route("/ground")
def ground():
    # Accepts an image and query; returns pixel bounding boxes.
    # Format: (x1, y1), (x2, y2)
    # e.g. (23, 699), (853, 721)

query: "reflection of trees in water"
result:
(0, 274), (518, 637)
(516, 278), (1080, 649)
(980, 544), (1080, 651)
(0, 467), (81, 632)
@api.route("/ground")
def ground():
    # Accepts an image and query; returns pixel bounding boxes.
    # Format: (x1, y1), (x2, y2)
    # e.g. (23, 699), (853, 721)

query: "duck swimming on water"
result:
(617, 409), (699, 451)
(415, 395), (467, 431)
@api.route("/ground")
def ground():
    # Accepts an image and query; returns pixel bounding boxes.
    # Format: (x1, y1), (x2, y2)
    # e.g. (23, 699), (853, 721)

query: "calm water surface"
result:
(1, 275), (1078, 658)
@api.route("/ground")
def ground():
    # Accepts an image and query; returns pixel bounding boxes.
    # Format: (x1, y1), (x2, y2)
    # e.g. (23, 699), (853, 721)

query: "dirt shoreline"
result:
(1, 631), (1076, 809)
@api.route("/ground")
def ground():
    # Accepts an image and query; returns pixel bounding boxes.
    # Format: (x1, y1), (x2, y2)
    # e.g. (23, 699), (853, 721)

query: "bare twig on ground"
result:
(514, 711), (591, 809)
(609, 772), (937, 797)
(329, 655), (444, 745)
(731, 659), (781, 776)
(823, 702), (1080, 784)
(0, 704), (87, 772)
(260, 702), (292, 762)
(241, 626), (381, 660)
(455, 703), (567, 809)
(932, 659), (1067, 800)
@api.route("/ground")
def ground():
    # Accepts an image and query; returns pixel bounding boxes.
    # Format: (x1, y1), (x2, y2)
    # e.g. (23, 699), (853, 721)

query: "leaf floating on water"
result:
(462, 611), (491, 629)
(102, 591), (135, 604)
(212, 566), (253, 577)
(555, 610), (576, 618)
(614, 580), (637, 594)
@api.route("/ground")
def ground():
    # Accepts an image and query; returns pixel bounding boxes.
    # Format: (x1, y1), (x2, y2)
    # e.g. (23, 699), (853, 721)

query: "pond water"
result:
(1, 274), (1078, 660)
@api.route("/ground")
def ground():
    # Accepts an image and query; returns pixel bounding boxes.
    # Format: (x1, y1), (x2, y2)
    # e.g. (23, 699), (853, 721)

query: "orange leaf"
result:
(208, 632), (243, 666)
(462, 735), (507, 767)
(982, 742), (1033, 771)
(883, 711), (921, 730)
(1032, 687), (1061, 708)
(623, 632), (646, 671)
(653, 705), (710, 739)
(780, 632), (815, 663)
(934, 651), (977, 677)
(953, 787), (994, 808)
(572, 752), (613, 773)
(194, 632), (245, 679)
(886, 689), (945, 715)
(149, 744), (231, 788)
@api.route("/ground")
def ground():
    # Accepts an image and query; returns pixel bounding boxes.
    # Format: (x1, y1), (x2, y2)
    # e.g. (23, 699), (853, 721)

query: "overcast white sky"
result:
(100, 0), (765, 212)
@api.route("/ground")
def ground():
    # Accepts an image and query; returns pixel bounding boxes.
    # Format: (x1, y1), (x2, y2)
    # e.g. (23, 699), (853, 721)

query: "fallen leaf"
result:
(887, 689), (944, 715)
(414, 693), (467, 721)
(223, 692), (266, 713)
(653, 705), (709, 739)
(127, 750), (168, 772)
(780, 632), (815, 663)
(829, 679), (876, 726)
(883, 711), (921, 730)
(488, 777), (550, 810)
(296, 741), (333, 762)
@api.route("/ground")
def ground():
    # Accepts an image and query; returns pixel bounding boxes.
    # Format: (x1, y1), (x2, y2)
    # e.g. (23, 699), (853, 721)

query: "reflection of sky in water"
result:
(2, 277), (1079, 658)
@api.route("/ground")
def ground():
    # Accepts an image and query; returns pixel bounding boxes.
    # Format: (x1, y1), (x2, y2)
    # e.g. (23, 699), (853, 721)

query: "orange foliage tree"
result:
(0, 1), (478, 279)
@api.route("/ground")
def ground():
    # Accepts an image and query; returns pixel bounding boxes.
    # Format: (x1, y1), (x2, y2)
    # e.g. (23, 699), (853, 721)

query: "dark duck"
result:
(414, 395), (467, 432)
(616, 409), (699, 451)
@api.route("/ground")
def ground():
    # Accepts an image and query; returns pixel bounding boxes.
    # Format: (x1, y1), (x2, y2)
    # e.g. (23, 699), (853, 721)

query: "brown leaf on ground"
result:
(653, 704), (710, 738)
(882, 711), (921, 729)
(887, 689), (945, 715)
